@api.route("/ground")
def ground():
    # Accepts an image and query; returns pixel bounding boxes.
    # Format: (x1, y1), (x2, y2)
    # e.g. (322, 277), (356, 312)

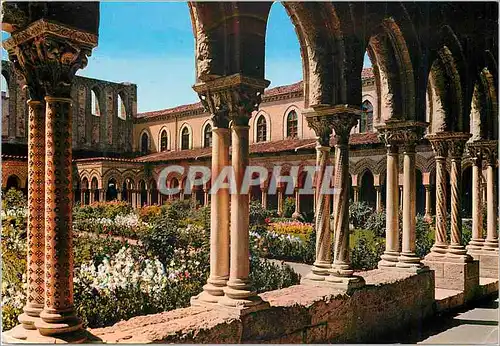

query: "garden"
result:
(2, 189), (476, 331)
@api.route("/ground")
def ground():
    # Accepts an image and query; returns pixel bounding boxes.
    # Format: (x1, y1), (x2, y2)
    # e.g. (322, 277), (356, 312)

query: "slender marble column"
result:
(375, 186), (382, 212)
(353, 187), (360, 203)
(222, 123), (262, 306)
(484, 146), (498, 250)
(329, 115), (363, 286)
(80, 190), (85, 205)
(306, 144), (332, 280)
(277, 188), (284, 216)
(399, 186), (403, 210)
(203, 188), (209, 206)
(19, 100), (46, 330)
(424, 185), (432, 222)
(397, 143), (423, 268)
(447, 135), (471, 257)
(467, 149), (485, 249)
(36, 97), (82, 335)
(292, 188), (301, 219)
(261, 188), (267, 209)
(89, 189), (95, 204)
(429, 138), (448, 255)
(379, 143), (400, 268)
(195, 126), (230, 303)
(100, 189), (105, 202)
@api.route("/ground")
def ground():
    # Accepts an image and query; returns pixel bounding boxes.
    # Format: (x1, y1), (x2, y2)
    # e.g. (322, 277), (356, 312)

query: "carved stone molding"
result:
(447, 133), (472, 159)
(4, 19), (97, 98)
(193, 74), (270, 127)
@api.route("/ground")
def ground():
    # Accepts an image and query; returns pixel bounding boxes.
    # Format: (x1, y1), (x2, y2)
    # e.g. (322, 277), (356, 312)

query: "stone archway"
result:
(359, 170), (376, 208)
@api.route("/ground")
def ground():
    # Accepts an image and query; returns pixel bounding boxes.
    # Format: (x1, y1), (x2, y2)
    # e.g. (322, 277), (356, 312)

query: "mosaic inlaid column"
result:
(191, 80), (231, 304)
(18, 99), (46, 330)
(447, 134), (472, 258)
(467, 144), (484, 249)
(483, 143), (498, 250)
(4, 18), (97, 339)
(427, 135), (449, 256)
(328, 110), (364, 288)
(378, 141), (400, 268)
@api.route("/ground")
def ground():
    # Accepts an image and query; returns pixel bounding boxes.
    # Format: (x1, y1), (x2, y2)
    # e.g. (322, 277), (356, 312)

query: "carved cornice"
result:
(193, 74), (270, 127)
(4, 19), (97, 99)
(377, 120), (428, 147)
(446, 133), (472, 159)
(470, 140), (499, 165)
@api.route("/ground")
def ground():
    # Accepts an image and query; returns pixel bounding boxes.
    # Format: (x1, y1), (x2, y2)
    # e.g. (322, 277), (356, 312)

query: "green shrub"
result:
(249, 200), (275, 226)
(140, 215), (182, 265)
(349, 201), (374, 229)
(349, 229), (385, 271)
(73, 201), (132, 220)
(282, 197), (295, 218)
(415, 215), (434, 258)
(2, 188), (26, 211)
(250, 257), (301, 293)
(364, 210), (386, 238)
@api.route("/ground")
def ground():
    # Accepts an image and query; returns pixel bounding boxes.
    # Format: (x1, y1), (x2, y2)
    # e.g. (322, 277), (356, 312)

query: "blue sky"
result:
(2, 2), (371, 113)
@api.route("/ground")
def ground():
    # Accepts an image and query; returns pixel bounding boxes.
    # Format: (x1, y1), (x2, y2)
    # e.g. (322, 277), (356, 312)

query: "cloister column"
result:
(261, 187), (267, 209)
(374, 186), (382, 212)
(399, 184), (403, 210)
(352, 186), (360, 203)
(17, 96), (46, 330)
(199, 75), (269, 309)
(99, 189), (105, 202)
(426, 134), (449, 256)
(89, 189), (95, 204)
(302, 110), (333, 282)
(292, 188), (301, 219)
(277, 187), (284, 216)
(328, 109), (365, 289)
(80, 189), (86, 205)
(397, 127), (427, 271)
(447, 134), (472, 259)
(424, 185), (432, 222)
(117, 189), (122, 201)
(191, 80), (231, 304)
(4, 19), (97, 340)
(466, 144), (485, 250)
(203, 188), (209, 206)
(376, 122), (400, 268)
(483, 142), (498, 250)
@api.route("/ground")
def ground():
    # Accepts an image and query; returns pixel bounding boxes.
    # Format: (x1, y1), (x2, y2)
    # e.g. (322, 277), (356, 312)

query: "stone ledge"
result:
(88, 269), (435, 344)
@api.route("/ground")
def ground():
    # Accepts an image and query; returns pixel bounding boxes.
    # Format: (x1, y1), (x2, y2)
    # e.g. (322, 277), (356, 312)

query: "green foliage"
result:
(249, 200), (275, 226)
(250, 257), (301, 293)
(364, 210), (386, 238)
(73, 201), (132, 220)
(349, 201), (374, 229)
(140, 215), (182, 265)
(73, 234), (129, 265)
(415, 215), (434, 258)
(349, 229), (385, 271)
(2, 188), (26, 211)
(282, 197), (295, 218)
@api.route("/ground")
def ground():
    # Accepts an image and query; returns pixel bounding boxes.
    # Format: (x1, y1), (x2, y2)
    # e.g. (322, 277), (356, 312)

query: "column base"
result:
(397, 252), (425, 269)
(467, 249), (499, 279)
(325, 274), (366, 293)
(2, 324), (88, 344)
(483, 239), (499, 251)
(35, 310), (82, 336)
(303, 261), (331, 281)
(191, 277), (228, 306)
(423, 257), (480, 301)
(219, 279), (262, 308)
(330, 261), (354, 277)
(19, 303), (44, 330)
(467, 238), (485, 251)
(291, 211), (301, 220)
(378, 251), (400, 269)
(447, 244), (469, 256)
(429, 244), (448, 257)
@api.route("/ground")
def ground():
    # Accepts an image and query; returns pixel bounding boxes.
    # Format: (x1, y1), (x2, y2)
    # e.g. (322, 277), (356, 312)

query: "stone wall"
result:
(90, 270), (435, 344)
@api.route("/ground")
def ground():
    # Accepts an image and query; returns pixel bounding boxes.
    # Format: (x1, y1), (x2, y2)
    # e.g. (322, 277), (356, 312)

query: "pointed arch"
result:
(179, 123), (193, 150)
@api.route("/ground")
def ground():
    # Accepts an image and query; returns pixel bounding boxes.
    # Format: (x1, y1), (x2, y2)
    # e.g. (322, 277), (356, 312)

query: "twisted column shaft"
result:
(449, 156), (467, 255)
(468, 156), (484, 248)
(433, 153), (448, 254)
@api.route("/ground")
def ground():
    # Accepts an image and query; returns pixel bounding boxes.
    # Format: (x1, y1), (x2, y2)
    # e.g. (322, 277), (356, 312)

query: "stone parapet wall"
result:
(90, 270), (435, 343)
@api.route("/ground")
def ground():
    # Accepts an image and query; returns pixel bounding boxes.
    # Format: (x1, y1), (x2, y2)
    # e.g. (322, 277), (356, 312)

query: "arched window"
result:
(360, 100), (374, 133)
(141, 132), (149, 154)
(256, 115), (267, 142)
(117, 94), (126, 120)
(160, 130), (168, 151)
(181, 126), (190, 150)
(286, 110), (298, 138)
(203, 123), (212, 148)
(91, 88), (100, 116)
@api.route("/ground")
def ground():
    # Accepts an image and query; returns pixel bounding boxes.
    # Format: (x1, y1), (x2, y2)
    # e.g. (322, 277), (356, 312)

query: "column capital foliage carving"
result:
(193, 74), (270, 127)
(304, 104), (360, 146)
(446, 133), (472, 159)
(376, 120), (428, 147)
(3, 19), (97, 99)
(474, 140), (499, 165)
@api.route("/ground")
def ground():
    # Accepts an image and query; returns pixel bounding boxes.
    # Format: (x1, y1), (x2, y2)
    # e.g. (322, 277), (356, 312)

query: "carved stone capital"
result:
(304, 105), (360, 146)
(377, 120), (428, 147)
(481, 140), (498, 166)
(193, 74), (269, 127)
(446, 133), (472, 159)
(4, 19), (97, 98)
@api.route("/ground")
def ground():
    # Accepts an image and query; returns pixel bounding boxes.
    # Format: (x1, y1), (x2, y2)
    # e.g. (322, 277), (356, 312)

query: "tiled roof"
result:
(74, 157), (141, 163)
(136, 68), (375, 120)
(137, 132), (381, 163)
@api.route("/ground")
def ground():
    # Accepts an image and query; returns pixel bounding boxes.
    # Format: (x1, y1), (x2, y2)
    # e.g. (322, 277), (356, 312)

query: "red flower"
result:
(265, 218), (271, 224)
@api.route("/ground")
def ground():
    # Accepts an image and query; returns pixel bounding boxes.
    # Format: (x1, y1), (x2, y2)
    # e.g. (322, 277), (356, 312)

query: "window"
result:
(286, 110), (298, 138)
(141, 133), (149, 154)
(360, 100), (374, 133)
(118, 94), (126, 120)
(181, 127), (190, 150)
(256, 115), (267, 142)
(91, 89), (100, 116)
(203, 124), (212, 148)
(160, 130), (168, 151)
